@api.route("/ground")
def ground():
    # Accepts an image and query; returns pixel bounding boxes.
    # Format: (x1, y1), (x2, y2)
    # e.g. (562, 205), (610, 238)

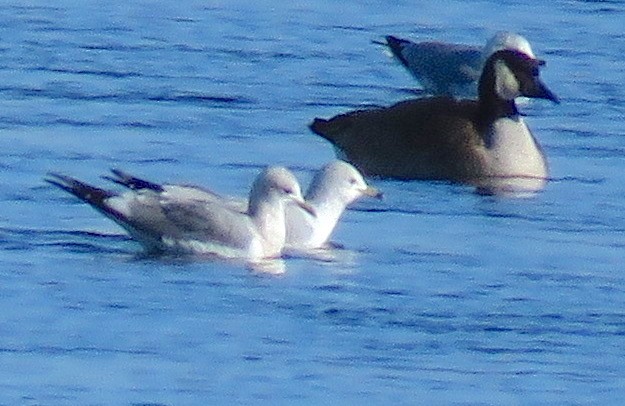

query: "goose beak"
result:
(362, 186), (384, 199)
(539, 82), (560, 104)
(527, 78), (560, 104)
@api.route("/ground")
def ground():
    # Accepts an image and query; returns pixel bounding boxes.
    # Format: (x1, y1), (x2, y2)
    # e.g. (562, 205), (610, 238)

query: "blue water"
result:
(1, 0), (625, 404)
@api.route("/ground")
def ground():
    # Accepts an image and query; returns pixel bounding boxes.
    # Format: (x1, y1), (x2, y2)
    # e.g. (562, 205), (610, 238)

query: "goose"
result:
(310, 49), (559, 195)
(376, 31), (538, 97)
(46, 167), (315, 260)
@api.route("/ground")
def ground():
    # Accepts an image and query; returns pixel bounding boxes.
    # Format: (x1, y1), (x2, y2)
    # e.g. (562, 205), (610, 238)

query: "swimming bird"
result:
(106, 161), (382, 250)
(310, 49), (559, 195)
(376, 31), (538, 97)
(285, 161), (382, 250)
(46, 167), (316, 260)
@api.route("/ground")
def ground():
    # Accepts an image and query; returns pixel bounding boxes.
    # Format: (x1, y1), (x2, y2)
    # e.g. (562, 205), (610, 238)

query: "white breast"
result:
(486, 116), (547, 178)
(480, 116), (548, 194)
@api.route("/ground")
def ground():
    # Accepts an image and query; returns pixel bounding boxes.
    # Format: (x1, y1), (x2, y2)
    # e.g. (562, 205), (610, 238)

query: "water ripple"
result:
(2, 1), (625, 403)
(0, 85), (253, 106)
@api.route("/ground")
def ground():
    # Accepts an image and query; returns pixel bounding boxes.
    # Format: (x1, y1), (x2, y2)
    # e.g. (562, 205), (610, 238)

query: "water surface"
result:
(1, 0), (625, 404)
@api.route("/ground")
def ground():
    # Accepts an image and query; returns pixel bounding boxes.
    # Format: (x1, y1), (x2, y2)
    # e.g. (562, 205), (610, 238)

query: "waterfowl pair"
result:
(311, 49), (559, 195)
(376, 31), (537, 98)
(104, 161), (381, 250)
(47, 161), (381, 260)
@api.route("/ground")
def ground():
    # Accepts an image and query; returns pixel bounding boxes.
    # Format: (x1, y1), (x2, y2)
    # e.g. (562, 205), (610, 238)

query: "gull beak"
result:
(362, 186), (383, 199)
(292, 197), (317, 218)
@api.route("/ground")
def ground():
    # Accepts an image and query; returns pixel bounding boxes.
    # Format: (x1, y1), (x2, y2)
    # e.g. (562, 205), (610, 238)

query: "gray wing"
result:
(106, 168), (248, 212)
(398, 41), (482, 94)
(106, 168), (237, 205)
(159, 199), (256, 250)
(162, 184), (248, 212)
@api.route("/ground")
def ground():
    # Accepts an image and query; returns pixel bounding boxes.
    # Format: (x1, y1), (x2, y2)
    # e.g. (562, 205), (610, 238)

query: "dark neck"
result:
(477, 96), (518, 122)
(477, 67), (520, 132)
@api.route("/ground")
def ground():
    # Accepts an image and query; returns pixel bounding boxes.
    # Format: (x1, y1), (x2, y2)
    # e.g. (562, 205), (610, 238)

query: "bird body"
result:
(310, 50), (559, 194)
(378, 31), (537, 97)
(102, 161), (381, 251)
(47, 167), (315, 260)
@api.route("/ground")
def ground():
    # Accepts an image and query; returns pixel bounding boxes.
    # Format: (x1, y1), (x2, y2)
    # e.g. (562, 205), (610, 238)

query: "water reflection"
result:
(247, 258), (286, 275)
(2, 0), (624, 403)
(285, 245), (361, 266)
(474, 175), (547, 198)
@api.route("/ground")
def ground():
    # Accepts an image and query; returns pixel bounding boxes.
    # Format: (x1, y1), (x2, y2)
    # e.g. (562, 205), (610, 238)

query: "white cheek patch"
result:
(494, 60), (521, 100)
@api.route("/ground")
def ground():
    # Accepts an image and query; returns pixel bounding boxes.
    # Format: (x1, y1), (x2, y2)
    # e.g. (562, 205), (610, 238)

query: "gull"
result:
(375, 31), (538, 98)
(285, 161), (382, 250)
(46, 167), (316, 261)
(105, 160), (382, 250)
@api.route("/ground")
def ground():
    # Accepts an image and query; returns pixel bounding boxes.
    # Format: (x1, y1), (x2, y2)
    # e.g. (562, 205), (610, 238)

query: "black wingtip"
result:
(46, 172), (116, 207)
(45, 175), (76, 196)
(46, 172), (131, 225)
(105, 168), (163, 192)
(382, 35), (411, 68)
(384, 35), (405, 46)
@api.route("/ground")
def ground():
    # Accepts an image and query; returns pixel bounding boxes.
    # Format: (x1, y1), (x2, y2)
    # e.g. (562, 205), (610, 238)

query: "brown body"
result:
(311, 97), (489, 182)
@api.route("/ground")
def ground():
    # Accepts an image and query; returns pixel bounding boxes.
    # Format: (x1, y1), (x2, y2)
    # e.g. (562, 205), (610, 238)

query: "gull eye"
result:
(349, 178), (357, 185)
(283, 187), (294, 195)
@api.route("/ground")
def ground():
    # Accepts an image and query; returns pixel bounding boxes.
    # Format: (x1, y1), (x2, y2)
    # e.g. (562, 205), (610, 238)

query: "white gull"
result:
(285, 161), (382, 250)
(46, 166), (315, 261)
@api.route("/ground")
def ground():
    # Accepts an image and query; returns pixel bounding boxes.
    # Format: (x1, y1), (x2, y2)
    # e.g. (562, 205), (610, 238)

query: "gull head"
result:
(308, 161), (382, 206)
(483, 31), (537, 62)
(252, 166), (316, 217)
